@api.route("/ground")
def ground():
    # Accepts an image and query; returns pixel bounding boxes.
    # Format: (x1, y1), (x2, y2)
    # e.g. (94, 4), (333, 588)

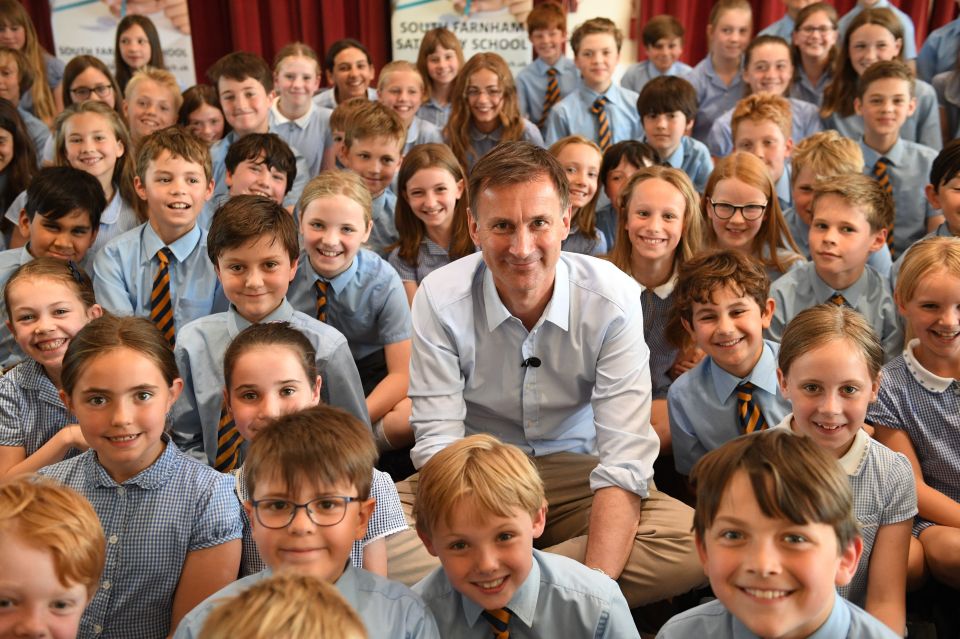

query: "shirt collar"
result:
(712, 340), (780, 401)
(903, 338), (956, 392)
(648, 271), (678, 300)
(141, 222), (202, 264)
(664, 141), (685, 169)
(85, 434), (177, 490)
(406, 117), (420, 144)
(15, 244), (34, 266)
(470, 124), (502, 143)
(935, 222), (956, 238)
(228, 298), (295, 336)
(461, 552), (541, 629)
(578, 83), (621, 105)
(270, 97), (315, 127)
(810, 264), (869, 306)
(481, 256), (569, 332)
(861, 136), (905, 166)
(775, 413), (870, 475)
(100, 187), (122, 225)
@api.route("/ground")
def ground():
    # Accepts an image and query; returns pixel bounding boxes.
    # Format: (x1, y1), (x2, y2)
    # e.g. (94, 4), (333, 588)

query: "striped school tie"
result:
(215, 399), (242, 472)
(873, 158), (895, 255)
(481, 608), (511, 639)
(315, 280), (328, 322)
(737, 382), (767, 434)
(538, 68), (560, 128)
(592, 96), (611, 151)
(829, 292), (848, 307)
(150, 248), (175, 346)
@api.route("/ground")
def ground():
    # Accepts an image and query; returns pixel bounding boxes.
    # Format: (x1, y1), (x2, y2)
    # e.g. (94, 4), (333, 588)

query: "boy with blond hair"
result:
(730, 93), (794, 210)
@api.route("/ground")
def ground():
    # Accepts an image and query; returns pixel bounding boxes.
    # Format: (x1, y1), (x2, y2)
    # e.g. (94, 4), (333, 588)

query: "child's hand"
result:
(57, 424), (90, 452)
(670, 347), (705, 379)
(452, 0), (532, 23)
(101, 0), (191, 34)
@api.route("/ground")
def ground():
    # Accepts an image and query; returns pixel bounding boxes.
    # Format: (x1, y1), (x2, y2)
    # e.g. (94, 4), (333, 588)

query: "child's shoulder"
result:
(355, 248), (404, 286)
(0, 246), (33, 282)
(176, 311), (230, 345)
(533, 549), (624, 600)
(894, 138), (938, 165)
(98, 221), (150, 256)
(174, 570), (269, 639)
(657, 598), (732, 637)
(286, 309), (351, 352)
(342, 565), (438, 635)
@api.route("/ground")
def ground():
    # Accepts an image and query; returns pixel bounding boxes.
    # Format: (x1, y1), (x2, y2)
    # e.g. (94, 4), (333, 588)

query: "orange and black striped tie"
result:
(873, 158), (895, 255)
(150, 248), (175, 346)
(829, 292), (848, 307)
(481, 608), (510, 639)
(592, 96), (611, 151)
(315, 280), (328, 322)
(737, 382), (767, 434)
(538, 68), (560, 128)
(215, 399), (242, 472)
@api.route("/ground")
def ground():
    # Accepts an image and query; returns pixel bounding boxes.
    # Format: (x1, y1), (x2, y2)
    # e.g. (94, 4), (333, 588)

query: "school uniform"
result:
(0, 245), (33, 367)
(313, 86), (378, 109)
(838, 0), (917, 60)
(888, 222), (956, 288)
(387, 238), (459, 285)
(642, 275), (680, 399)
(782, 206), (893, 277)
(209, 129), (310, 209)
(790, 68), (833, 106)
(917, 17), (960, 82)
(0, 359), (78, 460)
(685, 56), (745, 143)
(661, 136), (713, 193)
(825, 79), (942, 151)
(544, 83), (642, 147)
(269, 97), (331, 179)
(365, 188), (398, 257)
(594, 202), (618, 253)
(403, 116), (443, 155)
(932, 70), (960, 141)
(19, 52), (63, 117)
(516, 56), (579, 128)
(758, 14), (796, 40)
(417, 97), (451, 129)
(706, 97), (823, 158)
(458, 119), (545, 171)
(18, 107), (51, 167)
(173, 564), (440, 639)
(620, 59), (693, 95)
(668, 339), (791, 475)
(171, 299), (370, 465)
(39, 437), (243, 639)
(767, 262), (902, 361)
(415, 548), (640, 639)
(561, 226), (607, 256)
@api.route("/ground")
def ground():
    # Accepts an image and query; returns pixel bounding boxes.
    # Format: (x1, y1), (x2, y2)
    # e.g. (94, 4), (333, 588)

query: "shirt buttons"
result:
(102, 580), (111, 590)
(109, 534), (118, 544)
(94, 625), (103, 634)
(116, 486), (126, 496)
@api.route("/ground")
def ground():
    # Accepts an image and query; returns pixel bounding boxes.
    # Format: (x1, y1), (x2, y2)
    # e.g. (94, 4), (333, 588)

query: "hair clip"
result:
(66, 260), (84, 285)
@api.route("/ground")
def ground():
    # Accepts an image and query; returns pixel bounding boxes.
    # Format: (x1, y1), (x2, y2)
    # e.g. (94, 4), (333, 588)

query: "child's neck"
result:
(720, 341), (764, 379)
(710, 52), (742, 79)
(540, 52), (562, 67)
(584, 78), (612, 95)
(277, 97), (310, 121)
(630, 251), (674, 290)
(238, 299), (285, 324)
(41, 363), (62, 389)
(815, 262), (864, 292)
(800, 53), (829, 83)
(863, 129), (899, 156)
(149, 217), (195, 246)
(913, 341), (960, 379)
(425, 220), (453, 249)
(432, 82), (452, 106)
(235, 120), (271, 138)
(97, 174), (115, 202)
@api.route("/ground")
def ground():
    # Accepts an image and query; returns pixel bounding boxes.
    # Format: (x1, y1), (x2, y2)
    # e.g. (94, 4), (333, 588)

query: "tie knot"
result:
(592, 96), (607, 111)
(829, 292), (847, 307)
(316, 280), (328, 295)
(737, 381), (755, 395)
(547, 67), (557, 76)
(156, 247), (172, 266)
(482, 608), (511, 636)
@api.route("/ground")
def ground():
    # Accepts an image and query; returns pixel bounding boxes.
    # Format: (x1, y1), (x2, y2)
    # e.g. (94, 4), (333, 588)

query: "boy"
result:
(767, 174), (903, 361)
(123, 67), (181, 148)
(413, 434), (639, 638)
(172, 195), (368, 470)
(321, 96), (367, 171)
(336, 101), (405, 255)
(172, 405), (440, 639)
(377, 60), (442, 155)
(545, 17), (642, 148)
(515, 2), (578, 131)
(731, 93), (793, 211)
(621, 15), (693, 95)
(0, 166), (104, 368)
(838, 0), (917, 62)
(667, 249), (791, 476)
(0, 475), (105, 639)
(0, 47), (50, 162)
(657, 430), (899, 638)
(314, 39), (378, 109)
(636, 76), (712, 192)
(94, 127), (227, 345)
(759, 0), (816, 39)
(207, 52), (309, 210)
(856, 60), (941, 259)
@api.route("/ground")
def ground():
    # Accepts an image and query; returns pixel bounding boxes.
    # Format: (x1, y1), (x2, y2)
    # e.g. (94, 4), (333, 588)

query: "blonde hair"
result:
(731, 93), (792, 142)
(895, 236), (960, 305)
(548, 135), (602, 240)
(415, 434), (544, 536)
(811, 173), (893, 233)
(298, 170), (372, 226)
(124, 66), (183, 112)
(342, 100), (405, 151)
(198, 573), (366, 639)
(790, 131), (863, 186)
(377, 59), (424, 94)
(779, 304), (884, 381)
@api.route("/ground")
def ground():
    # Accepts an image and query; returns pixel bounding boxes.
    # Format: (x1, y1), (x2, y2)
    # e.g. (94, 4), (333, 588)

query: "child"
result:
(921, 139), (960, 243)
(0, 0), (60, 126)
(702, 151), (803, 282)
(917, 2), (960, 81)
(0, 47), (52, 160)
(0, 259), (102, 476)
(636, 75), (712, 192)
(549, 136), (606, 255)
(838, 0), (917, 62)
(93, 127), (227, 344)
(289, 172), (413, 458)
(314, 39), (377, 109)
(872, 236), (960, 590)
(223, 322), (406, 578)
(790, 2), (839, 106)
(445, 52), (543, 172)
(415, 28), (462, 129)
(621, 15), (693, 95)
(413, 434), (639, 638)
(666, 249), (791, 475)
(932, 52), (960, 143)
(172, 405), (440, 639)
(338, 101), (405, 254)
(114, 15), (165, 93)
(61, 54), (123, 117)
(759, 0), (817, 39)
(378, 60), (443, 155)
(609, 166), (705, 451)
(516, 2), (578, 130)
(768, 174), (902, 361)
(595, 140), (661, 250)
(0, 96), (36, 217)
(0, 475), (105, 639)
(856, 59), (941, 258)
(179, 84), (227, 146)
(270, 42), (329, 179)
(776, 305), (916, 634)
(172, 195), (368, 469)
(388, 143), (473, 305)
(685, 0), (752, 143)
(40, 314), (243, 639)
(729, 93), (795, 211)
(544, 17), (642, 148)
(123, 67), (181, 150)
(657, 429), (899, 638)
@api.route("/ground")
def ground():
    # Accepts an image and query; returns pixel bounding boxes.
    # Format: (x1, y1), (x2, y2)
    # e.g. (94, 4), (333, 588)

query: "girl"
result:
(123, 67), (181, 150)
(548, 136), (606, 256)
(873, 236), (960, 592)
(444, 52), (543, 171)
(62, 55), (123, 115)
(707, 35), (823, 158)
(790, 2), (839, 106)
(315, 39), (376, 109)
(416, 27), (464, 128)
(39, 314), (242, 639)
(114, 14), (165, 94)
(179, 84), (227, 146)
(595, 140), (661, 253)
(378, 60), (443, 156)
(820, 8), (941, 150)
(388, 143), (473, 305)
(703, 151), (803, 282)
(0, 0), (60, 125)
(271, 42), (324, 178)
(0, 259), (101, 478)
(222, 321), (408, 578)
(609, 166), (705, 451)
(777, 305), (916, 635)
(0, 99), (36, 220)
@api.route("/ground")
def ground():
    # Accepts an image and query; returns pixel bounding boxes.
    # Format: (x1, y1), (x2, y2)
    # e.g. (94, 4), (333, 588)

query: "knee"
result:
(921, 527), (960, 587)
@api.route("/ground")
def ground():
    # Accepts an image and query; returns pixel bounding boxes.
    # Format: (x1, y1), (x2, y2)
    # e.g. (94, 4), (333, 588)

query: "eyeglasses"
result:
(465, 87), (503, 100)
(70, 84), (113, 100)
(798, 25), (835, 35)
(708, 198), (767, 220)
(250, 496), (359, 529)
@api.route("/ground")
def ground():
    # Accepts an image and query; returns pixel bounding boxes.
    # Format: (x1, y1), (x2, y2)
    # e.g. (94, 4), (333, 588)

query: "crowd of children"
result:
(1, 0), (959, 637)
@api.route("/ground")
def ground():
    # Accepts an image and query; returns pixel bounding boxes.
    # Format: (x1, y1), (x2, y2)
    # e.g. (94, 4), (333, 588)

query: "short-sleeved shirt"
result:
(417, 97), (451, 129)
(561, 227), (607, 256)
(387, 238), (456, 285)
(790, 68), (833, 106)
(19, 52), (64, 116)
(758, 14), (795, 40)
(620, 59), (693, 95)
(641, 275), (679, 399)
(516, 56), (580, 128)
(366, 189), (399, 256)
(686, 56), (745, 143)
(0, 359), (78, 460)
(544, 84), (642, 147)
(403, 117), (444, 155)
(917, 18), (960, 82)
(269, 98), (331, 179)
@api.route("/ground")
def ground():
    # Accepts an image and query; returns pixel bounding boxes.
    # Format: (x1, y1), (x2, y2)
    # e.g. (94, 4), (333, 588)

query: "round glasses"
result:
(70, 84), (114, 100)
(798, 25), (836, 35)
(465, 87), (503, 101)
(250, 496), (358, 529)
(708, 198), (768, 221)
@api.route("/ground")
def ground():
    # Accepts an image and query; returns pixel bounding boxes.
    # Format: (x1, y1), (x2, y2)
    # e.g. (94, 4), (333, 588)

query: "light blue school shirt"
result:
(706, 97), (823, 158)
(365, 188), (398, 256)
(269, 98), (331, 179)
(456, 119), (545, 171)
(209, 129), (310, 209)
(18, 107), (51, 167)
(0, 245), (33, 367)
(776, 164), (793, 212)
(516, 56), (579, 127)
(686, 55), (744, 143)
(783, 205), (893, 276)
(838, 0), (917, 59)
(171, 299), (369, 464)
(859, 137), (939, 258)
(414, 548), (640, 639)
(92, 222), (227, 331)
(767, 261), (902, 361)
(888, 221), (956, 288)
(287, 248), (411, 361)
(790, 67), (833, 106)
(561, 227), (607, 256)
(417, 97), (451, 129)
(917, 18), (960, 82)
(668, 340), (791, 475)
(403, 116), (443, 155)
(662, 136), (713, 193)
(544, 83), (642, 147)
(313, 86), (378, 109)
(758, 14), (796, 40)
(656, 592), (899, 639)
(594, 202), (618, 253)
(620, 59), (693, 95)
(933, 70), (960, 140)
